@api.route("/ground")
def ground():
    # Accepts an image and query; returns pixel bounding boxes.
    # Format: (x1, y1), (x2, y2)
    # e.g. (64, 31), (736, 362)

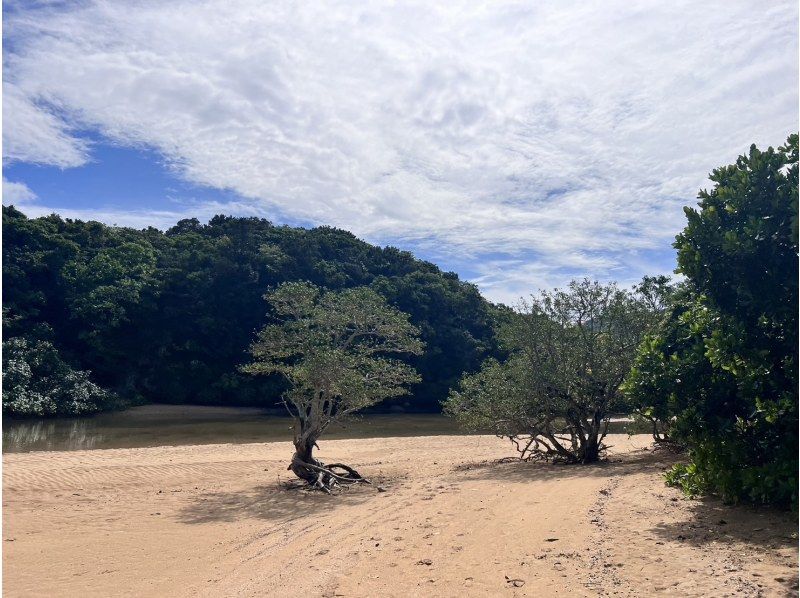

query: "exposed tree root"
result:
(289, 453), (371, 493)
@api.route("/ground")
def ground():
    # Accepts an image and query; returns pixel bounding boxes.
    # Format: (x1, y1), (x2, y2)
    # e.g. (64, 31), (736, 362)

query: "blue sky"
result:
(3, 0), (798, 303)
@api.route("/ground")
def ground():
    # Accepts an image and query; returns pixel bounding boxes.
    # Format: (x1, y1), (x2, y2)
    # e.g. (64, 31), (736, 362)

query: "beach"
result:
(3, 434), (797, 597)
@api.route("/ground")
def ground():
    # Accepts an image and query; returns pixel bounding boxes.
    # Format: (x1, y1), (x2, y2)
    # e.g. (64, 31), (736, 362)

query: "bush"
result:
(2, 337), (118, 416)
(626, 134), (798, 508)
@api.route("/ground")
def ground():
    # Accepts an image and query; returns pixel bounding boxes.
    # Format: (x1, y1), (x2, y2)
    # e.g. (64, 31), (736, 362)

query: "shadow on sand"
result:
(177, 480), (379, 524)
(649, 495), (798, 549)
(453, 445), (679, 484)
(455, 446), (798, 553)
(177, 444), (797, 572)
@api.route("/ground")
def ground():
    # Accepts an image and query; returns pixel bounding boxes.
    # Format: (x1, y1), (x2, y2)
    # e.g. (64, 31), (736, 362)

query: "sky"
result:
(3, 0), (798, 304)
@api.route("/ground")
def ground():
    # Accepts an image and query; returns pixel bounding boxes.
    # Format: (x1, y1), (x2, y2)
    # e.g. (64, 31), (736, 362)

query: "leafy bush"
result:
(625, 134), (798, 508)
(2, 337), (117, 416)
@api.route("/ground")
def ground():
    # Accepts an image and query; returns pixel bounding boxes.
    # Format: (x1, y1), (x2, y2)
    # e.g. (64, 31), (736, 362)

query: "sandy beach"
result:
(3, 434), (797, 597)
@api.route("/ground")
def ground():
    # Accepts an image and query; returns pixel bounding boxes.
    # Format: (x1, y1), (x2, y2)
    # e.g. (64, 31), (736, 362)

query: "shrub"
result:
(626, 134), (798, 508)
(2, 337), (117, 416)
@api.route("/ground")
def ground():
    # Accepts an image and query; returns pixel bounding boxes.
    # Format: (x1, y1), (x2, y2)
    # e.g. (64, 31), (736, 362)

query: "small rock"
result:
(377, 486), (387, 493)
(545, 538), (559, 542)
(504, 576), (525, 588)
(416, 559), (433, 566)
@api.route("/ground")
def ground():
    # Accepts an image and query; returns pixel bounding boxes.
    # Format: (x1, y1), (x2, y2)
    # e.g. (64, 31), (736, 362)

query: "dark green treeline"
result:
(3, 207), (500, 415)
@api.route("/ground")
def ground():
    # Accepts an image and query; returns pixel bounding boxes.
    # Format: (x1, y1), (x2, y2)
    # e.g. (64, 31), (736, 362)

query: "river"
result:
(2, 405), (464, 453)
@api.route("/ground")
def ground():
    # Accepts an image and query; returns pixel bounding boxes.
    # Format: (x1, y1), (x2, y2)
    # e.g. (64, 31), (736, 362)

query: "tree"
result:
(446, 280), (654, 464)
(243, 282), (424, 491)
(624, 134), (798, 507)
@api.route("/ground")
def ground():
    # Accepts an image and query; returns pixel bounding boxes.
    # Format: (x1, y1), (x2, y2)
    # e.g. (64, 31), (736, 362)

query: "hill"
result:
(2, 206), (500, 415)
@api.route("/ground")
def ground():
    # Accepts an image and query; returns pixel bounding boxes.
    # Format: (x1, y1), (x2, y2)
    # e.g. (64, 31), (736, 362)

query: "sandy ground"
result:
(3, 434), (797, 597)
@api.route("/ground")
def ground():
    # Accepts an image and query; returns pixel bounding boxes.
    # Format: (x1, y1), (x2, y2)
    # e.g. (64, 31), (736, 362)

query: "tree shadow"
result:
(649, 494), (799, 549)
(177, 481), (379, 524)
(453, 446), (679, 484)
(455, 448), (798, 553)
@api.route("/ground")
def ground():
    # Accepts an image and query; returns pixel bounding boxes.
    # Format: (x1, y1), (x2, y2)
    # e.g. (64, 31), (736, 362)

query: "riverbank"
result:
(2, 406), (465, 453)
(2, 405), (641, 453)
(3, 435), (797, 596)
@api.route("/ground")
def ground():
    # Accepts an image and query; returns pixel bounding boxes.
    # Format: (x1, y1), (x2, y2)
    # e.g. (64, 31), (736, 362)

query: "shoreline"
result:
(4, 434), (797, 596)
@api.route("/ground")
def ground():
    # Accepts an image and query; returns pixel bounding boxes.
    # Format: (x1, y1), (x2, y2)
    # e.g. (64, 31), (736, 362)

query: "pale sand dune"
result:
(3, 435), (797, 597)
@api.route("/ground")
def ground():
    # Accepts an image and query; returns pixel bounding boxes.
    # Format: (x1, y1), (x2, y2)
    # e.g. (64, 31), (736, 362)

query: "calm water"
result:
(2, 405), (464, 453)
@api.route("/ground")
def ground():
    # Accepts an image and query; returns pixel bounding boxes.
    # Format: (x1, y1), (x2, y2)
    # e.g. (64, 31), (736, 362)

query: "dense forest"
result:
(2, 207), (499, 415)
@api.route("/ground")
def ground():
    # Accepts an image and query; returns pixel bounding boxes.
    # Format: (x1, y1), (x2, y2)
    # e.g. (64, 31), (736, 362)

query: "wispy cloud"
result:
(3, 84), (89, 167)
(2, 177), (38, 205)
(3, 0), (797, 302)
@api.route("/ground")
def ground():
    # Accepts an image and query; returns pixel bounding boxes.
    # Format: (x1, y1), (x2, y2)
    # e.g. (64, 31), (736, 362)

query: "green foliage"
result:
(446, 280), (657, 463)
(243, 283), (423, 445)
(443, 356), (533, 437)
(664, 443), (798, 507)
(62, 241), (157, 329)
(3, 336), (118, 416)
(625, 134), (798, 507)
(3, 208), (494, 414)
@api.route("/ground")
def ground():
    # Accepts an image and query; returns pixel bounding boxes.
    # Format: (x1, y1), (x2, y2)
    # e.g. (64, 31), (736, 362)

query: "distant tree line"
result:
(2, 208), (498, 416)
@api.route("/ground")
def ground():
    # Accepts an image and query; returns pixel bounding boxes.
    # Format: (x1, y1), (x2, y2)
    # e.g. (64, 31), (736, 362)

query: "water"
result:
(2, 405), (464, 453)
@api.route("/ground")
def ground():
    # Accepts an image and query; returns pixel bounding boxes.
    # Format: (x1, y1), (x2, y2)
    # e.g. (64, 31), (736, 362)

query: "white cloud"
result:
(3, 177), (38, 205)
(3, 0), (797, 302)
(2, 84), (89, 167)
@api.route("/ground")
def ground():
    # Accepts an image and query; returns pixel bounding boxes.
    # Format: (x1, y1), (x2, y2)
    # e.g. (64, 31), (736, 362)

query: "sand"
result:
(3, 434), (797, 597)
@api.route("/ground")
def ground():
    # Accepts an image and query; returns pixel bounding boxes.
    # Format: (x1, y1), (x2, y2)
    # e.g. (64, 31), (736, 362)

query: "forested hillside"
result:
(2, 206), (499, 415)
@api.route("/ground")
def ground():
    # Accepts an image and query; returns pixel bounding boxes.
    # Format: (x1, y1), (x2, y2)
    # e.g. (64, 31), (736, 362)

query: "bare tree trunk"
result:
(290, 436), (321, 485)
(580, 409), (603, 463)
(287, 423), (371, 493)
(582, 435), (600, 463)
